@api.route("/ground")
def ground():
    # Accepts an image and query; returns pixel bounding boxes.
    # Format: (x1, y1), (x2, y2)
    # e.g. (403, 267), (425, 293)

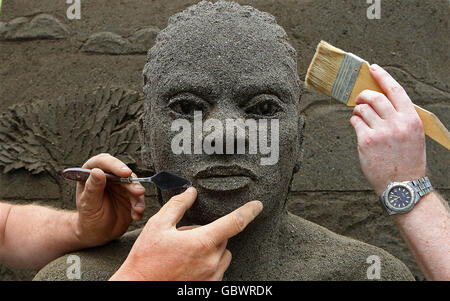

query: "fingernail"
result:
(134, 183), (145, 190)
(135, 197), (145, 208)
(186, 186), (196, 193)
(135, 201), (145, 208)
(253, 201), (263, 216)
(120, 166), (131, 171)
(370, 64), (379, 71)
(90, 169), (102, 184)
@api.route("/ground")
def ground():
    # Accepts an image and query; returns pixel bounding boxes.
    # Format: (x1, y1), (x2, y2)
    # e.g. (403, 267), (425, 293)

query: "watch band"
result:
(411, 176), (434, 197)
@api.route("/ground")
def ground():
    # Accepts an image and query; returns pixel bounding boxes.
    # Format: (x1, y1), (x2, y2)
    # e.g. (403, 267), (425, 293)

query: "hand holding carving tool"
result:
(62, 168), (191, 190)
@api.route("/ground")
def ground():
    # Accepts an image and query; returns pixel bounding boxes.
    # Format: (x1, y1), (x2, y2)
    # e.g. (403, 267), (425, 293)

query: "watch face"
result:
(387, 185), (414, 210)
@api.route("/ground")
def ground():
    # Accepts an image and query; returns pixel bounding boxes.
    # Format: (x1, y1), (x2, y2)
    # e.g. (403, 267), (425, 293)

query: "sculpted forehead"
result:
(144, 4), (300, 98)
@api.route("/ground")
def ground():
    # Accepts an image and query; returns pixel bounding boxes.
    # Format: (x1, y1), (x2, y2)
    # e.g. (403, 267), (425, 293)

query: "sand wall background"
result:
(0, 0), (448, 280)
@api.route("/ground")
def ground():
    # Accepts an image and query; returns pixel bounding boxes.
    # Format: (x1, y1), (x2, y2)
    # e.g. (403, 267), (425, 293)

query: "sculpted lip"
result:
(194, 165), (257, 192)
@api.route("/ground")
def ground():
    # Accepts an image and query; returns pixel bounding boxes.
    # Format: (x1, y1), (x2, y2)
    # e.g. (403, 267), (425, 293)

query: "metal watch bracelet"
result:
(411, 176), (434, 198)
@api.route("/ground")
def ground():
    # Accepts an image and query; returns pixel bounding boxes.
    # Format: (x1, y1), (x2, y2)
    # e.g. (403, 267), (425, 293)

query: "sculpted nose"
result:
(203, 101), (251, 155)
(207, 100), (242, 121)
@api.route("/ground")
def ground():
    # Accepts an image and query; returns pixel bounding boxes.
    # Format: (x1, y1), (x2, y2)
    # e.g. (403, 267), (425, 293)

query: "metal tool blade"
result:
(128, 171), (191, 190)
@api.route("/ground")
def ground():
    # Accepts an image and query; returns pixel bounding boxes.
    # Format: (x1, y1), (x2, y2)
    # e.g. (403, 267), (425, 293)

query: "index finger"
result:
(197, 201), (263, 245)
(369, 64), (414, 113)
(154, 187), (197, 227)
(82, 153), (132, 178)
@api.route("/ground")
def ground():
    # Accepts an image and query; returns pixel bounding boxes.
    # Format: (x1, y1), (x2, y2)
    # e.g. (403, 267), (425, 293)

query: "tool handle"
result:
(414, 105), (450, 150)
(348, 62), (450, 150)
(61, 168), (123, 183)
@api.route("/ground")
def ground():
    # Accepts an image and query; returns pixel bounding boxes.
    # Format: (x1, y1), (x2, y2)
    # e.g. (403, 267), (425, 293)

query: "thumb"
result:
(78, 168), (106, 213)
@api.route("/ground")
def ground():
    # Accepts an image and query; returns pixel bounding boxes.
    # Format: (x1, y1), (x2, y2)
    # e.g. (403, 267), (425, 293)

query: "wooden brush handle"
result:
(347, 62), (450, 150)
(414, 106), (450, 150)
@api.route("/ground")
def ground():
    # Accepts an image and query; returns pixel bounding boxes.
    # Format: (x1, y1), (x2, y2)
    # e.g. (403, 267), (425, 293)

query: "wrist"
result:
(379, 176), (433, 217)
(110, 256), (146, 281)
(49, 211), (93, 255)
(70, 212), (98, 250)
(375, 172), (427, 197)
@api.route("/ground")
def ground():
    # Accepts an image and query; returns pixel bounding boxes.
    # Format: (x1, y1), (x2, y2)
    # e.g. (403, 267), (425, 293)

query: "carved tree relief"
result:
(0, 88), (143, 204)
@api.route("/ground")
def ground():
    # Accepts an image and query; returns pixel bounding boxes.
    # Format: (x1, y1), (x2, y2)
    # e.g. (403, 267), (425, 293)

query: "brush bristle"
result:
(305, 41), (346, 96)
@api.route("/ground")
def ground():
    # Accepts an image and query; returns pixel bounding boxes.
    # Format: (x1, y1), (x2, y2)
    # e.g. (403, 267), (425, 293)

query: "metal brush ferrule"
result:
(331, 53), (365, 104)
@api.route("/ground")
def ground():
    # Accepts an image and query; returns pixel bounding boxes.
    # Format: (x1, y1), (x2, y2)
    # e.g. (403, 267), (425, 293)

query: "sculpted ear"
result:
(138, 115), (155, 173)
(294, 114), (306, 174)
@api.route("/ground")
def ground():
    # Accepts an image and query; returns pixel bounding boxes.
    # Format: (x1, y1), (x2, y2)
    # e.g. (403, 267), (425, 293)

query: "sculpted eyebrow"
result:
(235, 81), (294, 104)
(159, 76), (216, 101)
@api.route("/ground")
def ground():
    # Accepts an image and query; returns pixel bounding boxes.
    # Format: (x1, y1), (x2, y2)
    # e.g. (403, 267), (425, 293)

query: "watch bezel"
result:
(382, 182), (417, 214)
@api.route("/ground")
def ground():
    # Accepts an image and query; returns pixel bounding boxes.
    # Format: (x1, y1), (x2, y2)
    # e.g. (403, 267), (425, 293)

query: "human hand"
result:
(350, 64), (426, 196)
(110, 187), (263, 281)
(73, 153), (146, 247)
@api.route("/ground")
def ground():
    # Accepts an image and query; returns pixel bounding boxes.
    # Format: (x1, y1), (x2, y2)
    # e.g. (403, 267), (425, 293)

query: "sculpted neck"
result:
(223, 207), (288, 280)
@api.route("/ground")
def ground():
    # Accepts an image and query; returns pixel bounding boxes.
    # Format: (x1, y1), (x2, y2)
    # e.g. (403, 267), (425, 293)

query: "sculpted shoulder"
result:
(33, 215), (414, 281)
(33, 229), (141, 281)
(282, 213), (415, 281)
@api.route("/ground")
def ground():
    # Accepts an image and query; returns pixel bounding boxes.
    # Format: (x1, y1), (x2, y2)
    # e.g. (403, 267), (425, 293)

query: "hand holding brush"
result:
(305, 41), (450, 150)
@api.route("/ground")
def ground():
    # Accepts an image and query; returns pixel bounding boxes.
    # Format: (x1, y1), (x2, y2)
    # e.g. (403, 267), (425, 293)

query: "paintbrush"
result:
(305, 40), (450, 150)
(62, 168), (191, 190)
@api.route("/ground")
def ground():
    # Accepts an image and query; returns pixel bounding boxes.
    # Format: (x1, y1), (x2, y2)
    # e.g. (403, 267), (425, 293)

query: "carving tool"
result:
(305, 40), (450, 150)
(62, 168), (191, 190)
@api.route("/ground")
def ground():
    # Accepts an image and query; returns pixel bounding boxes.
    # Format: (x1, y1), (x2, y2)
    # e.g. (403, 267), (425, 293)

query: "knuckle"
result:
(392, 124), (408, 141)
(357, 104), (369, 115)
(360, 136), (372, 148)
(359, 133), (377, 148)
(198, 237), (217, 252)
(409, 116), (424, 132)
(167, 196), (185, 209)
(95, 153), (111, 160)
(225, 249), (232, 261)
(392, 120), (407, 133)
(360, 103), (369, 111)
(85, 153), (111, 167)
(389, 85), (405, 95)
(356, 91), (366, 102)
(233, 212), (246, 233)
(203, 258), (218, 273)
(360, 89), (372, 99)
(372, 94), (386, 104)
(164, 202), (184, 216)
(146, 215), (162, 230)
(84, 183), (97, 194)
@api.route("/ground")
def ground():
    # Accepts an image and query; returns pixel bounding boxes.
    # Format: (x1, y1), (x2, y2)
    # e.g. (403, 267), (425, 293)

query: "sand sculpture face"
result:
(140, 1), (304, 224)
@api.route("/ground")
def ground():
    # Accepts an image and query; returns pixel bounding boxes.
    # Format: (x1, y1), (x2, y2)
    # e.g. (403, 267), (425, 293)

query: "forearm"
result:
(0, 203), (88, 269)
(392, 191), (450, 280)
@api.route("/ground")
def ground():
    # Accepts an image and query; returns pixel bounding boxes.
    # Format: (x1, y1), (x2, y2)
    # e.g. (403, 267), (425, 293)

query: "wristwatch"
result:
(379, 176), (434, 215)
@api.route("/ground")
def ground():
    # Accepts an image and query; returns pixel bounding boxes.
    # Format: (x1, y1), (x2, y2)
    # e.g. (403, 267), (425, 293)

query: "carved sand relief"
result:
(0, 88), (143, 204)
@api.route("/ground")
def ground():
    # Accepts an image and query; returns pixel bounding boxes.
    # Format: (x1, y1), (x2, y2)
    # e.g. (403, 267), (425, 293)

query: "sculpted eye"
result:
(244, 95), (283, 117)
(168, 93), (208, 116)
